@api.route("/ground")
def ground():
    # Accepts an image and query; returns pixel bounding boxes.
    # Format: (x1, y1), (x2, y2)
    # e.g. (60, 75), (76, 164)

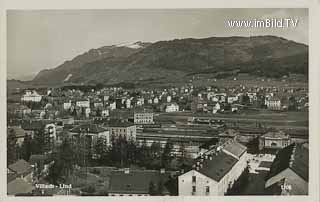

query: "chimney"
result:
(160, 168), (165, 174)
(124, 168), (130, 174)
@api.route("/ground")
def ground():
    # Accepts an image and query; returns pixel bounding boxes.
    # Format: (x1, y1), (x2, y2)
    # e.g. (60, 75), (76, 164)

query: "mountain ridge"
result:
(32, 35), (308, 85)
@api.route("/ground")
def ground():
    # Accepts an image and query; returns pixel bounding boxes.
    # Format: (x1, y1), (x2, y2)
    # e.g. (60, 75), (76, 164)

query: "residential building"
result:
(134, 109), (154, 125)
(75, 99), (90, 108)
(105, 119), (137, 141)
(265, 143), (308, 195)
(69, 123), (110, 154)
(266, 97), (281, 110)
(8, 159), (33, 183)
(7, 178), (33, 196)
(259, 131), (291, 152)
(7, 127), (26, 146)
(178, 140), (247, 196)
(63, 100), (72, 110)
(165, 103), (179, 113)
(21, 90), (42, 102)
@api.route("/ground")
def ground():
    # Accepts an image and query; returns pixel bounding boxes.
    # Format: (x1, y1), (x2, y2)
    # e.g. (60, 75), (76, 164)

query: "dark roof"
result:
(8, 127), (26, 138)
(7, 173), (18, 183)
(109, 170), (170, 194)
(8, 159), (32, 175)
(105, 119), (134, 128)
(7, 178), (33, 195)
(196, 151), (238, 182)
(266, 143), (308, 182)
(290, 143), (309, 181)
(29, 154), (52, 166)
(199, 138), (220, 149)
(69, 123), (108, 134)
(21, 121), (45, 131)
(222, 140), (247, 158)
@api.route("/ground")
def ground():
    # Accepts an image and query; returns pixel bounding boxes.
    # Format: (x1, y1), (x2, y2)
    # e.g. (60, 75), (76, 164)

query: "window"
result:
(192, 186), (196, 193)
(192, 176), (196, 183)
(206, 186), (210, 194)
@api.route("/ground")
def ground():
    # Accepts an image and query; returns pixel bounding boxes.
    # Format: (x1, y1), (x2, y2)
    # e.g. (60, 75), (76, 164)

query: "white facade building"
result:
(76, 99), (90, 108)
(165, 103), (179, 113)
(134, 111), (154, 125)
(178, 141), (247, 196)
(21, 90), (42, 102)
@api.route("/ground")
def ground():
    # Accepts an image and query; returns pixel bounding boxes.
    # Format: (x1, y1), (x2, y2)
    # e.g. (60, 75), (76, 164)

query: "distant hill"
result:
(32, 36), (308, 86)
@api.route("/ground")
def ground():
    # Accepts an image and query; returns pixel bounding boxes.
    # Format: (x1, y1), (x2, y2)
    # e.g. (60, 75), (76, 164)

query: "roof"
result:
(266, 143), (308, 182)
(222, 140), (247, 158)
(196, 151), (238, 182)
(8, 127), (26, 138)
(7, 178), (33, 195)
(21, 121), (45, 131)
(262, 131), (290, 139)
(290, 143), (309, 181)
(105, 119), (135, 128)
(109, 170), (170, 194)
(8, 159), (32, 175)
(7, 173), (18, 183)
(29, 154), (52, 166)
(69, 123), (108, 134)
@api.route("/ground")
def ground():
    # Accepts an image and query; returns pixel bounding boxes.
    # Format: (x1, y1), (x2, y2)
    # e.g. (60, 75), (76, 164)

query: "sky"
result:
(7, 8), (308, 80)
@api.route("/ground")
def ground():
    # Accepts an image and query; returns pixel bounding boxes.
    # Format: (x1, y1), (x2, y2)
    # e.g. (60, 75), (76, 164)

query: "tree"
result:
(20, 134), (33, 161)
(149, 181), (157, 196)
(288, 96), (297, 111)
(7, 129), (17, 165)
(241, 94), (251, 105)
(94, 136), (109, 165)
(58, 137), (75, 177)
(157, 180), (164, 195)
(162, 141), (173, 169)
(47, 137), (75, 184)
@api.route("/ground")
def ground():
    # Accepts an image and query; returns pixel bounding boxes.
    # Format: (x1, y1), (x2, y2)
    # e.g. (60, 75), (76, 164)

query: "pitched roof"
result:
(222, 140), (247, 159)
(21, 121), (45, 131)
(8, 127), (26, 138)
(196, 151), (238, 182)
(266, 143), (308, 182)
(109, 170), (170, 194)
(69, 123), (108, 134)
(290, 143), (309, 181)
(7, 173), (18, 183)
(7, 178), (33, 195)
(8, 159), (32, 175)
(262, 131), (290, 139)
(105, 119), (134, 128)
(29, 154), (52, 166)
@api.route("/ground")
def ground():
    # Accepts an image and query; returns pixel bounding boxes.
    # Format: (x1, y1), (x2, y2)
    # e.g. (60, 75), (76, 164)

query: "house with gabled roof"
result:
(8, 159), (33, 183)
(265, 143), (308, 195)
(178, 140), (247, 196)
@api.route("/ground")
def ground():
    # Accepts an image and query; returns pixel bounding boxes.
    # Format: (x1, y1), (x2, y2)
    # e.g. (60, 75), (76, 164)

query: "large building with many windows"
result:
(134, 109), (154, 125)
(21, 90), (42, 102)
(105, 119), (137, 141)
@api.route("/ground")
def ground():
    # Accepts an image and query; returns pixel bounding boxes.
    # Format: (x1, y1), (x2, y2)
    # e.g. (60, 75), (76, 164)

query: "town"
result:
(7, 77), (309, 196)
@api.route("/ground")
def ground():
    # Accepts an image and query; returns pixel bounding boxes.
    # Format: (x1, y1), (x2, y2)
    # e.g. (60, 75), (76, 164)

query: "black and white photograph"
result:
(5, 8), (311, 197)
